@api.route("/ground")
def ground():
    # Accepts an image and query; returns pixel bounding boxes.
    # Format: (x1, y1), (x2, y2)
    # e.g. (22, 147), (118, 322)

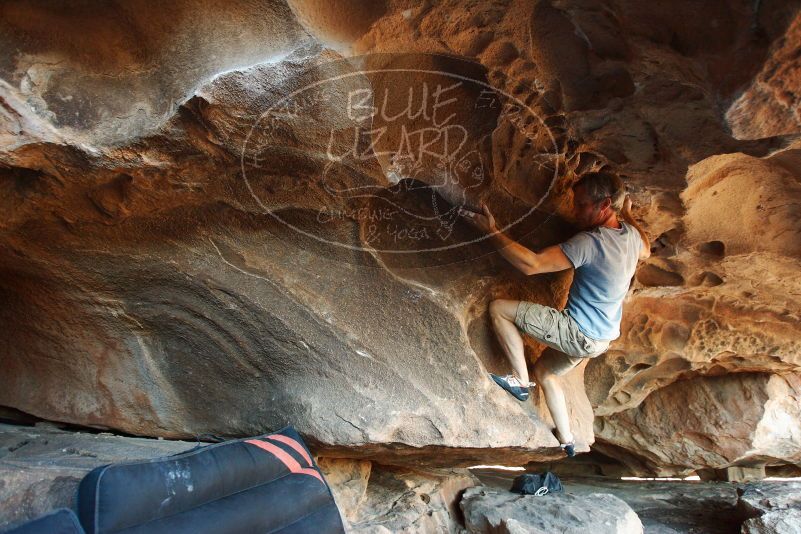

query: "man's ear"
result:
(600, 197), (612, 211)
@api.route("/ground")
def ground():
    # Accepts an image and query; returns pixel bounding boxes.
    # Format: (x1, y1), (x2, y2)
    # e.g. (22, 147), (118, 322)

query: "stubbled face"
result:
(572, 185), (605, 230)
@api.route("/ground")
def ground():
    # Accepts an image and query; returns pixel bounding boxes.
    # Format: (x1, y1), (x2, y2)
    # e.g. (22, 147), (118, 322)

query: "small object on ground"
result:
(490, 373), (531, 401)
(510, 471), (564, 495)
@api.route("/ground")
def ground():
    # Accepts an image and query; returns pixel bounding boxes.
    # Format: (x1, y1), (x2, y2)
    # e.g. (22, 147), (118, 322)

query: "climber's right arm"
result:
(622, 196), (650, 260)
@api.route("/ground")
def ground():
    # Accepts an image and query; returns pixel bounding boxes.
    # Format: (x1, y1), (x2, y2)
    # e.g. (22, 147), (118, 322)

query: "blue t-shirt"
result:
(558, 221), (643, 341)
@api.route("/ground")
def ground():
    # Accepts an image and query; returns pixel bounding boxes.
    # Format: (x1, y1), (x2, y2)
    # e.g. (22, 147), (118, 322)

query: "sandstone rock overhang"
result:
(2, 0), (801, 475)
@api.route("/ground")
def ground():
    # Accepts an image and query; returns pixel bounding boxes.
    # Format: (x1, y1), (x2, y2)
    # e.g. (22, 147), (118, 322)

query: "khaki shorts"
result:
(514, 301), (611, 375)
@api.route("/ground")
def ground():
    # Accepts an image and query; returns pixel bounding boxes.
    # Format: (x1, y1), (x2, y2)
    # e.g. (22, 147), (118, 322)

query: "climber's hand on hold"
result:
(623, 195), (633, 215)
(480, 201), (497, 231)
(459, 201), (497, 234)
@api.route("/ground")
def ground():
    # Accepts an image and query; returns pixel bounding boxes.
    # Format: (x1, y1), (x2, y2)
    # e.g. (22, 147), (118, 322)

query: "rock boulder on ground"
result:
(740, 481), (801, 511)
(460, 485), (643, 534)
(741, 510), (801, 534)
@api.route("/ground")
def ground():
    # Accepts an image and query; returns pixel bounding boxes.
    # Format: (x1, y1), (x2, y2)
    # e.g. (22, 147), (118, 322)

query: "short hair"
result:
(573, 171), (626, 211)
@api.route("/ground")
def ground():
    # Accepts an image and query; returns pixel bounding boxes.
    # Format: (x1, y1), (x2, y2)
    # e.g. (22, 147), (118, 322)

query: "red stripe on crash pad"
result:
(266, 434), (314, 467)
(245, 439), (323, 483)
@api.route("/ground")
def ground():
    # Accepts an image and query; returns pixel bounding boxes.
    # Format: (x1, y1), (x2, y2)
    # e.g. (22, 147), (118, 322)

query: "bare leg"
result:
(534, 359), (573, 444)
(489, 299), (529, 384)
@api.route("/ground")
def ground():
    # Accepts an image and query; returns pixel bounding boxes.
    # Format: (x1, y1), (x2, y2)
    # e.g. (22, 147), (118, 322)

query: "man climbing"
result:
(458, 172), (650, 456)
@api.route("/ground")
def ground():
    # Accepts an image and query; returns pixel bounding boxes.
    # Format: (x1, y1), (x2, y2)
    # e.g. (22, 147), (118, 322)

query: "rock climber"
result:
(459, 171), (650, 457)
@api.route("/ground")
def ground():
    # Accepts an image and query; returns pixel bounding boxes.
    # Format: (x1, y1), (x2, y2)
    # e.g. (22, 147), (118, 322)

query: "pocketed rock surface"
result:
(472, 469), (801, 534)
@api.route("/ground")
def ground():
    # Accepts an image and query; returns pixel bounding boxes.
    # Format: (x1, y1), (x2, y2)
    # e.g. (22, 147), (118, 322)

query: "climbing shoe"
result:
(560, 441), (576, 458)
(490, 373), (531, 401)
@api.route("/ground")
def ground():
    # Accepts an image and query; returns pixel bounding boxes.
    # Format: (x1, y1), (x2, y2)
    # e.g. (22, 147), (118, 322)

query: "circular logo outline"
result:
(241, 62), (560, 255)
